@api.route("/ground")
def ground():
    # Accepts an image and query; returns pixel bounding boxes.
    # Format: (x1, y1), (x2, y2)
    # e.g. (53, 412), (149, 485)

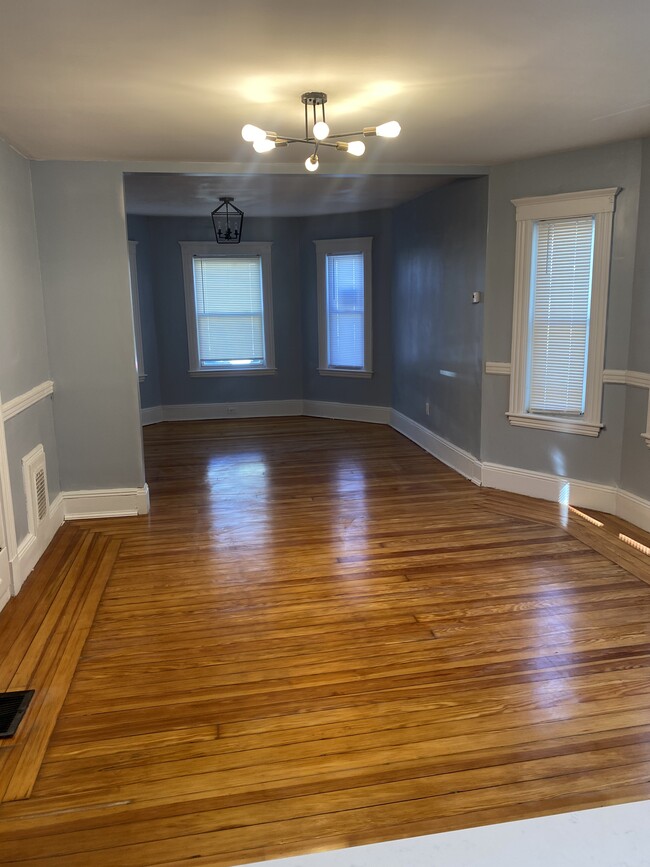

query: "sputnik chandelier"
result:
(242, 92), (401, 172)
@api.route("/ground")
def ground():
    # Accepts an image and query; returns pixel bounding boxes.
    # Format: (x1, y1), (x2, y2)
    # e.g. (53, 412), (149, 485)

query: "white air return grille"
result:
(22, 445), (49, 536)
(35, 468), (47, 523)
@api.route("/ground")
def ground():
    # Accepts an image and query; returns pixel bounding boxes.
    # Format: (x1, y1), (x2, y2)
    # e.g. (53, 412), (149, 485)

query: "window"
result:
(508, 188), (619, 436)
(127, 240), (146, 382)
(315, 237), (372, 377)
(180, 242), (275, 375)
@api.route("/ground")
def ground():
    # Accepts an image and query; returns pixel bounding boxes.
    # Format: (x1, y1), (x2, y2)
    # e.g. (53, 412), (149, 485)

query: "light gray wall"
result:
(620, 137), (650, 498)
(392, 178), (488, 457)
(0, 137), (60, 544)
(0, 138), (51, 398)
(127, 215), (162, 410)
(300, 209), (393, 408)
(481, 139), (642, 486)
(31, 162), (145, 491)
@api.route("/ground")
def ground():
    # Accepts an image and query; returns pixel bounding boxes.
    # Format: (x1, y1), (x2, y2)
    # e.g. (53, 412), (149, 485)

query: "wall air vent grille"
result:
(22, 445), (49, 535)
(35, 468), (47, 523)
(0, 690), (35, 738)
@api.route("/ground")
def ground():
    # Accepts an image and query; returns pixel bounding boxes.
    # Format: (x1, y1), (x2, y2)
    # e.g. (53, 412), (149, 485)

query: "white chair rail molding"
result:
(485, 364), (650, 447)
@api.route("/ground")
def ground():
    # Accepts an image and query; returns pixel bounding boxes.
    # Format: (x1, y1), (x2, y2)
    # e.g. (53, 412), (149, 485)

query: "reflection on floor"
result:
(0, 417), (650, 866)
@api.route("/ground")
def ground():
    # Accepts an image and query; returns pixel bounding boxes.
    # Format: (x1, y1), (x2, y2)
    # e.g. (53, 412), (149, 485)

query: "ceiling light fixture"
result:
(211, 197), (244, 244)
(242, 92), (400, 172)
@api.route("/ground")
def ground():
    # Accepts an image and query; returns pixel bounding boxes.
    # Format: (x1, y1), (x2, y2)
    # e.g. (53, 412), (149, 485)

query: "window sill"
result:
(506, 412), (603, 437)
(189, 368), (277, 378)
(318, 368), (373, 379)
(642, 432), (650, 449)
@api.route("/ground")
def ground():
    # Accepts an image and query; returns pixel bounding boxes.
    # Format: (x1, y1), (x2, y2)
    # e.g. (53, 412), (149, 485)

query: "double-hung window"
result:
(508, 188), (619, 436)
(314, 237), (372, 377)
(180, 242), (275, 375)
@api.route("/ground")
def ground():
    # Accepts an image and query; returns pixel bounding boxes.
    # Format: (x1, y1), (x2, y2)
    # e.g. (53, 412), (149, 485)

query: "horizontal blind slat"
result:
(326, 252), (365, 369)
(528, 217), (594, 414)
(193, 257), (266, 366)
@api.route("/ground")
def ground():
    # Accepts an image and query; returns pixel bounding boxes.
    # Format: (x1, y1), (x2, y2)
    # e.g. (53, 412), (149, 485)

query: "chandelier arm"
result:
(270, 136), (341, 149)
(326, 130), (365, 139)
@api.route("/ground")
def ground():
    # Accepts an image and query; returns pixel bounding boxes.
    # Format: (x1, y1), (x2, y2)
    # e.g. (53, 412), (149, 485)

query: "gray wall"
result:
(392, 178), (488, 458)
(130, 209), (393, 410)
(0, 137), (60, 544)
(481, 139), (642, 486)
(31, 161), (145, 491)
(621, 137), (650, 498)
(0, 139), (51, 398)
(130, 215), (303, 406)
(128, 216), (162, 410)
(300, 209), (393, 408)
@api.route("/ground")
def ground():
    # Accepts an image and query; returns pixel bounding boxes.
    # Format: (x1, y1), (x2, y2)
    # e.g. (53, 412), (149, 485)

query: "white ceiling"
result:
(123, 173), (458, 217)
(3, 0), (650, 218)
(2, 0), (650, 167)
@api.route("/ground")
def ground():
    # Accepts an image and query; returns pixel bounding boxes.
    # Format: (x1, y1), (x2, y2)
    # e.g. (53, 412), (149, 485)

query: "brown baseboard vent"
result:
(0, 690), (35, 738)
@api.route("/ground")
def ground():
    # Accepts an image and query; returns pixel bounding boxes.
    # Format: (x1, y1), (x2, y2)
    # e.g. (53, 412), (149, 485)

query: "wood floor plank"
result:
(1, 418), (650, 864)
(0, 536), (121, 802)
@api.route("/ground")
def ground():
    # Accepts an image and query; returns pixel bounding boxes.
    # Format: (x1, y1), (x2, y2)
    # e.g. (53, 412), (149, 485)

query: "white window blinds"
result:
(192, 256), (266, 368)
(527, 217), (595, 415)
(326, 252), (365, 369)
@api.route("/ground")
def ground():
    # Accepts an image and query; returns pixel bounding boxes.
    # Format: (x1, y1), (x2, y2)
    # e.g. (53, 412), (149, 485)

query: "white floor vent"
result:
(22, 445), (49, 536)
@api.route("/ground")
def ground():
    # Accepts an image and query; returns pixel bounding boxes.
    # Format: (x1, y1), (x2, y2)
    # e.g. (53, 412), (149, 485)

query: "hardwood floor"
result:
(1, 417), (650, 866)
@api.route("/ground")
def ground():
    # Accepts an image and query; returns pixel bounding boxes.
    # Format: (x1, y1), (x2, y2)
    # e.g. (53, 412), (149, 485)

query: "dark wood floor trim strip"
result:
(0, 534), (120, 803)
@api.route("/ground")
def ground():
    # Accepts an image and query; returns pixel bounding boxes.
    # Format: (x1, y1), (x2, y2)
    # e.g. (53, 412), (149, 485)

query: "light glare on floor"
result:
(568, 506), (604, 527)
(618, 533), (650, 555)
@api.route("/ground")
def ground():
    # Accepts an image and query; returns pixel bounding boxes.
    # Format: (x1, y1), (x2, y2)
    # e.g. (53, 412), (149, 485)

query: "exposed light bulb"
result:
(376, 120), (401, 138)
(313, 121), (330, 140)
(253, 138), (276, 153)
(242, 124), (266, 142)
(347, 140), (366, 156)
(305, 154), (319, 172)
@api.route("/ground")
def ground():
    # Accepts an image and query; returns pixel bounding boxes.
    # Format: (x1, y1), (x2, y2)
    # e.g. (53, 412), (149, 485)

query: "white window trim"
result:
(128, 241), (146, 383)
(179, 241), (276, 377)
(314, 237), (373, 378)
(507, 187), (619, 437)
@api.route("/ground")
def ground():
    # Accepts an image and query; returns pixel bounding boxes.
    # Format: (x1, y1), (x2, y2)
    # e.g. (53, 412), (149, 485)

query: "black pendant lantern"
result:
(211, 197), (244, 244)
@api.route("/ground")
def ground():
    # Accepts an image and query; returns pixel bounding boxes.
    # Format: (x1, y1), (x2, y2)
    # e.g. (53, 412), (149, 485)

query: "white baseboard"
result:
(141, 405), (163, 426)
(481, 462), (619, 513)
(63, 484), (150, 520)
(391, 410), (650, 533)
(303, 401), (391, 425)
(617, 488), (650, 533)
(0, 548), (11, 613)
(142, 400), (390, 425)
(391, 409), (482, 485)
(480, 463), (650, 531)
(11, 492), (65, 594)
(162, 400), (303, 421)
(134, 401), (650, 534)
